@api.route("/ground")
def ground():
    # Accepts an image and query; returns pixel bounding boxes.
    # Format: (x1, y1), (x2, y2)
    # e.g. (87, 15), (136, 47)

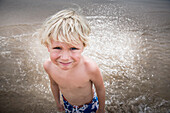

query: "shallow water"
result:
(0, 0), (170, 113)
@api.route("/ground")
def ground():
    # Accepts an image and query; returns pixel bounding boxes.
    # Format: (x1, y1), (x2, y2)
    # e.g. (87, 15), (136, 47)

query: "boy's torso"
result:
(48, 56), (94, 106)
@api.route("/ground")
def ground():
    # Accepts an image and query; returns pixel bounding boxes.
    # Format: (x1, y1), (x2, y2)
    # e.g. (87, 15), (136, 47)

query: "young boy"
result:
(36, 9), (105, 113)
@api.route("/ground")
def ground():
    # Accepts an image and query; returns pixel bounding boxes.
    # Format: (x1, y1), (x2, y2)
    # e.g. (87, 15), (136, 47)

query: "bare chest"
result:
(52, 70), (91, 89)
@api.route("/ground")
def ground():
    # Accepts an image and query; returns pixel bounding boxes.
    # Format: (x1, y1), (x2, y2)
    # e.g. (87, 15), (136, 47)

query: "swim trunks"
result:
(62, 93), (99, 113)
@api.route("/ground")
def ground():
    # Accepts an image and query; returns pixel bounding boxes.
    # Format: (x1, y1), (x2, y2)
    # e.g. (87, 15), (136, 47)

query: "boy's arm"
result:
(43, 61), (64, 111)
(49, 76), (62, 108)
(90, 65), (105, 113)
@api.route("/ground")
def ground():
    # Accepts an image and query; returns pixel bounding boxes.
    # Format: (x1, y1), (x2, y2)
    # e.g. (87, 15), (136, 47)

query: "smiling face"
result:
(47, 40), (84, 70)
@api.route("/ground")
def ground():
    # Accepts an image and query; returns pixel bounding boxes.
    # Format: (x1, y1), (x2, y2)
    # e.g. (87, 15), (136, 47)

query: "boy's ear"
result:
(48, 48), (50, 52)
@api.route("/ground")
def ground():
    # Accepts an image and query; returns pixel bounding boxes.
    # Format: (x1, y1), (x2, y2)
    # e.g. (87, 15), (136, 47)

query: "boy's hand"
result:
(96, 108), (105, 113)
(57, 104), (65, 112)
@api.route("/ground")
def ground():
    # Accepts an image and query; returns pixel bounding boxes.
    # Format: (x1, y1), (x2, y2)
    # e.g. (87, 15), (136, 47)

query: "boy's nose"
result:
(60, 51), (70, 60)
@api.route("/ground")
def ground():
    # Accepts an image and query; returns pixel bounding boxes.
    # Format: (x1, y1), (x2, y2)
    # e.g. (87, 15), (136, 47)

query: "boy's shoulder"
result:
(83, 56), (99, 74)
(43, 59), (52, 72)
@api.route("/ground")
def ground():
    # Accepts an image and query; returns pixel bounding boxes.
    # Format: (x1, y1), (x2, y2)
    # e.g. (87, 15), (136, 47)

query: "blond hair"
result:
(35, 9), (90, 47)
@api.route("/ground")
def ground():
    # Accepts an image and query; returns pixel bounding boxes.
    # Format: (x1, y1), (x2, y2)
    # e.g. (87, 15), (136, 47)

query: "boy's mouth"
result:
(59, 62), (72, 66)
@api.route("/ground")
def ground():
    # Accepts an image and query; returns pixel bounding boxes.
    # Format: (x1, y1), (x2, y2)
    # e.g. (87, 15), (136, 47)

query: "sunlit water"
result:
(0, 0), (170, 113)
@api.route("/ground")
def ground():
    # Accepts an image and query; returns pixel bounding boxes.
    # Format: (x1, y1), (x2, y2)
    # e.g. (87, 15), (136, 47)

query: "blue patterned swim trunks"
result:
(62, 93), (99, 113)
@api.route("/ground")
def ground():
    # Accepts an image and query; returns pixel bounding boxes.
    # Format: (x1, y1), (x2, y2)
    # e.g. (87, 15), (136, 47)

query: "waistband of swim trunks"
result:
(62, 95), (93, 108)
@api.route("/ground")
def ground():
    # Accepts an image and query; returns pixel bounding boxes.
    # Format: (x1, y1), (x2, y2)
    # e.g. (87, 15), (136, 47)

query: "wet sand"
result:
(0, 91), (58, 113)
(0, 0), (170, 113)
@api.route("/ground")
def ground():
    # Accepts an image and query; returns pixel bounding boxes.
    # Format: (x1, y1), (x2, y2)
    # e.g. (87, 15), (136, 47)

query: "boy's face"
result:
(47, 40), (84, 70)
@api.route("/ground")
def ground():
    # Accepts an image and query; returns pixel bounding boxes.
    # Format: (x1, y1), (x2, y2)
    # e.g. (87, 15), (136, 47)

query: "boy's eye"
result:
(70, 47), (78, 50)
(53, 47), (62, 49)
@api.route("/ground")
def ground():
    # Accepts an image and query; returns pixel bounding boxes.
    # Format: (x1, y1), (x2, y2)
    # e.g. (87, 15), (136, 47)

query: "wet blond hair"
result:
(36, 9), (90, 47)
